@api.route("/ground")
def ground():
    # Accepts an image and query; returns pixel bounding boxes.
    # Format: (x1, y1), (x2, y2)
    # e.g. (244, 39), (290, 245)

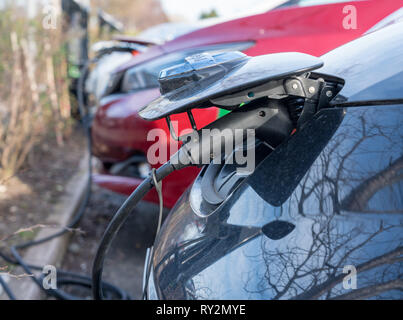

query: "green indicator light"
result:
(218, 108), (231, 118)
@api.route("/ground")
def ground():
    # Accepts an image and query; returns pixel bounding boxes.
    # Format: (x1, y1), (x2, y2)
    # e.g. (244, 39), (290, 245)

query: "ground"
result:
(60, 185), (164, 299)
(0, 128), (85, 244)
(1, 127), (159, 299)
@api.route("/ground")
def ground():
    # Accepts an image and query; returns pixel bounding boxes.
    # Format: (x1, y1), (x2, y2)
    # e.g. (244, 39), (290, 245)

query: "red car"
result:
(92, 0), (403, 208)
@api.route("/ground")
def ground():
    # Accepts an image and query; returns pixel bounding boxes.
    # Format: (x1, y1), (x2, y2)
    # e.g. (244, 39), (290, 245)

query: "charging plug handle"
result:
(170, 98), (291, 170)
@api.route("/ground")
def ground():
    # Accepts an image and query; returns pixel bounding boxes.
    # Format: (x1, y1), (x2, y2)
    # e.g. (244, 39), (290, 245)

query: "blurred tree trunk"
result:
(0, 2), (72, 180)
(45, 40), (64, 146)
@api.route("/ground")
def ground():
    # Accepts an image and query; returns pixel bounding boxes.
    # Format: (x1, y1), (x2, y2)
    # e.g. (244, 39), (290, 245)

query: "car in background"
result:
(91, 0), (403, 208)
(85, 22), (209, 108)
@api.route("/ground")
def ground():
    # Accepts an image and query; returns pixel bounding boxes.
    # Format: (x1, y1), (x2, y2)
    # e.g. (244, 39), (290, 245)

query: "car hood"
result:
(317, 20), (403, 104)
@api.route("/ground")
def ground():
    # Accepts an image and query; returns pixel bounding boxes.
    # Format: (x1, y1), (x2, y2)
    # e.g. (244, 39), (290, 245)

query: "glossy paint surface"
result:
(151, 20), (403, 297)
(92, 167), (201, 209)
(318, 21), (403, 103)
(152, 105), (403, 299)
(92, 88), (219, 163)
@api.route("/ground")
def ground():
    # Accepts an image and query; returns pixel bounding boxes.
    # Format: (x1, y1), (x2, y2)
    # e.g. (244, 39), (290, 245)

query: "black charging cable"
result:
(141, 169), (164, 300)
(92, 161), (176, 299)
(91, 99), (280, 299)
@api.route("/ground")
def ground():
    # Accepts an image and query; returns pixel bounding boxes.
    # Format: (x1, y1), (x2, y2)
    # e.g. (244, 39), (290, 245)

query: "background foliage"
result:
(0, 4), (72, 181)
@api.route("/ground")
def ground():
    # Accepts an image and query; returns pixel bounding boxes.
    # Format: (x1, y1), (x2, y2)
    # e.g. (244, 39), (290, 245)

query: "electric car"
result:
(141, 19), (403, 300)
(91, 0), (403, 208)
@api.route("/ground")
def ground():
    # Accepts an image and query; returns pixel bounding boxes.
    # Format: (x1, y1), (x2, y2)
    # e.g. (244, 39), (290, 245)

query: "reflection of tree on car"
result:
(151, 107), (402, 300)
(246, 107), (402, 300)
(295, 109), (402, 215)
